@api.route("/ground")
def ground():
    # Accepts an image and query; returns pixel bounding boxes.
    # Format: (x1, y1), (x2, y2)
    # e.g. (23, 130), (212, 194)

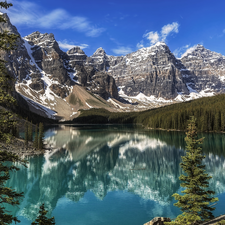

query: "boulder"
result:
(144, 217), (171, 225)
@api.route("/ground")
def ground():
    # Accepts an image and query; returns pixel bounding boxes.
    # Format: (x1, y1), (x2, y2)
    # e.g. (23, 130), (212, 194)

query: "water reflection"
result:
(6, 125), (225, 222)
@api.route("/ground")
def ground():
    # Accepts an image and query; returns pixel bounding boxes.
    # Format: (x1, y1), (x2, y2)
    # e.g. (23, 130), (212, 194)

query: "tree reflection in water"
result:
(6, 125), (225, 223)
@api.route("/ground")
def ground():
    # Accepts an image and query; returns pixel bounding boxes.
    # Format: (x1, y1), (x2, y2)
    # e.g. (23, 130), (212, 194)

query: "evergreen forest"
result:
(72, 94), (225, 132)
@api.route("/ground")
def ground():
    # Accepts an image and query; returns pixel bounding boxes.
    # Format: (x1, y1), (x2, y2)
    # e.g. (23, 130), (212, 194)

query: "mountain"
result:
(109, 43), (190, 100)
(1, 13), (225, 120)
(91, 43), (225, 102)
(181, 44), (225, 95)
(0, 13), (121, 120)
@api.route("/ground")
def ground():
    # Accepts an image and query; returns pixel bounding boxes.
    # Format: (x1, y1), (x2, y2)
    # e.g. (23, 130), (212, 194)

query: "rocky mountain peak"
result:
(67, 47), (87, 65)
(0, 13), (20, 35)
(24, 31), (57, 49)
(181, 44), (225, 94)
(181, 44), (224, 60)
(67, 46), (86, 56)
(91, 47), (108, 62)
(181, 44), (224, 61)
(107, 41), (189, 99)
(149, 41), (167, 49)
(92, 47), (107, 57)
(89, 47), (110, 71)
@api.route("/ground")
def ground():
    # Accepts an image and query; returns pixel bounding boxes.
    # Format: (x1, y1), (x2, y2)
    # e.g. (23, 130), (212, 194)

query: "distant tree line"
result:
(72, 94), (225, 133)
(24, 119), (44, 150)
(136, 94), (225, 132)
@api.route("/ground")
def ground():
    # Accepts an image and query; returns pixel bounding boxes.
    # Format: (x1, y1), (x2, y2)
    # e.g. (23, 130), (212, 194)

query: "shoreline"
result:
(0, 138), (50, 157)
(144, 126), (225, 134)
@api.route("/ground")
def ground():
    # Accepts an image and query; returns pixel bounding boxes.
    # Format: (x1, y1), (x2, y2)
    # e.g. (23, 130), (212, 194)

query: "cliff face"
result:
(67, 47), (118, 99)
(180, 44), (225, 93)
(107, 42), (189, 99)
(88, 47), (111, 71)
(24, 31), (71, 86)
(0, 14), (120, 119)
(87, 43), (225, 100)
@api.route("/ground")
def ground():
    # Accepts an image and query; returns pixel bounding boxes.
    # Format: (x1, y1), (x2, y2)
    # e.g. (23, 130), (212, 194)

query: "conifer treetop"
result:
(166, 116), (218, 225)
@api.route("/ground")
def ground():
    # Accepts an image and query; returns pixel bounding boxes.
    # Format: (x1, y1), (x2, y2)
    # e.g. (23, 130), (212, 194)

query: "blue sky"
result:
(2, 0), (225, 57)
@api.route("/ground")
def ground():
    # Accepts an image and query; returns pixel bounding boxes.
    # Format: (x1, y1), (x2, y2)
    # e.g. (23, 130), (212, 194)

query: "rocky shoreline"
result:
(144, 215), (225, 225)
(0, 137), (50, 157)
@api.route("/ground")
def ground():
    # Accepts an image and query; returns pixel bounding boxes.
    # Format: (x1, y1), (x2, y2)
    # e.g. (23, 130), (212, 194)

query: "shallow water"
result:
(7, 125), (225, 225)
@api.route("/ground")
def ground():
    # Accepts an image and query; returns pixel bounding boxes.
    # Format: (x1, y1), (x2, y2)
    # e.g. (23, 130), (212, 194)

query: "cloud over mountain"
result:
(58, 40), (89, 50)
(112, 46), (133, 55)
(140, 22), (179, 47)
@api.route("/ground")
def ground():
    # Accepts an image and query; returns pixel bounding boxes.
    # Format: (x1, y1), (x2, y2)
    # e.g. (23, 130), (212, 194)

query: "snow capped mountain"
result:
(107, 42), (189, 99)
(94, 42), (225, 103)
(181, 44), (225, 93)
(1, 13), (225, 120)
(0, 14), (121, 119)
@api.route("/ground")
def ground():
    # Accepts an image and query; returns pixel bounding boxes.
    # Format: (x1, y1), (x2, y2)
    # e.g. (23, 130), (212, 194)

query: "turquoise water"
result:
(7, 125), (225, 225)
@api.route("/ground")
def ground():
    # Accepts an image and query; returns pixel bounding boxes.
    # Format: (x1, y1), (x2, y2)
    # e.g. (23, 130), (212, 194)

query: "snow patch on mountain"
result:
(22, 39), (58, 104)
(20, 94), (56, 119)
(118, 87), (173, 103)
(107, 98), (125, 109)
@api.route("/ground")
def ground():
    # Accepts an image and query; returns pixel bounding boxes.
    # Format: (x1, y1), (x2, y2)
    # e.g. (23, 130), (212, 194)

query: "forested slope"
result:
(137, 94), (225, 132)
(72, 94), (225, 132)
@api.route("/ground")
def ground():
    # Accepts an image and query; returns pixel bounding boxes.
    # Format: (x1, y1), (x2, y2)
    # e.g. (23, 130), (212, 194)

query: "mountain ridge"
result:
(1, 13), (225, 120)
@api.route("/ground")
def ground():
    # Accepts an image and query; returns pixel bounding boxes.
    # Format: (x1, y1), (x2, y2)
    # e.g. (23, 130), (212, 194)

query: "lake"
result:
(7, 125), (225, 225)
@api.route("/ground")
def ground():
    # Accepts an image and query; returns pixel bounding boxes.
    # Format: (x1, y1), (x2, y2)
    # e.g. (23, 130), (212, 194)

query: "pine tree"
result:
(166, 116), (218, 225)
(28, 121), (33, 141)
(24, 119), (28, 147)
(214, 111), (221, 132)
(15, 124), (19, 138)
(38, 122), (44, 150)
(0, 2), (28, 224)
(33, 124), (38, 148)
(0, 1), (19, 143)
(31, 203), (55, 225)
(221, 112), (225, 131)
(0, 150), (27, 224)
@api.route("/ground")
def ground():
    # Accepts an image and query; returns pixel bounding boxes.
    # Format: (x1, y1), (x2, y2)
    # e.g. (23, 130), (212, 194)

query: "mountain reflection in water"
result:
(6, 125), (225, 224)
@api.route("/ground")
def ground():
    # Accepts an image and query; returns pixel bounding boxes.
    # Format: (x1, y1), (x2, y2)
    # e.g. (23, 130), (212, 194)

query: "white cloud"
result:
(58, 40), (89, 50)
(110, 37), (121, 46)
(173, 44), (190, 58)
(139, 22), (180, 48)
(223, 29), (225, 33)
(112, 46), (132, 55)
(5, 0), (105, 37)
(59, 17), (106, 37)
(143, 31), (159, 45)
(161, 22), (179, 41)
(86, 28), (106, 37)
(59, 16), (88, 30)
(2, 1), (39, 26)
(136, 40), (144, 49)
(181, 44), (198, 58)
(38, 9), (68, 29)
